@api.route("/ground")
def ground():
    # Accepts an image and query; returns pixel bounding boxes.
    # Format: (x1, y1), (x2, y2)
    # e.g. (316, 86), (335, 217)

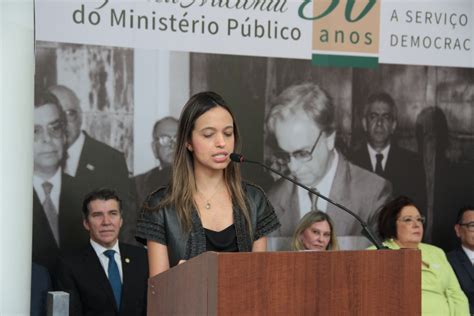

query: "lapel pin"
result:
(125, 258), (130, 263)
(86, 164), (95, 171)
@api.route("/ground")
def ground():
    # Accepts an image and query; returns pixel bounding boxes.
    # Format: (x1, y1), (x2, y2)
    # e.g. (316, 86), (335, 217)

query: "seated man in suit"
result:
(134, 116), (178, 207)
(33, 91), (88, 271)
(448, 206), (474, 314)
(55, 188), (148, 316)
(266, 83), (392, 250)
(351, 92), (426, 213)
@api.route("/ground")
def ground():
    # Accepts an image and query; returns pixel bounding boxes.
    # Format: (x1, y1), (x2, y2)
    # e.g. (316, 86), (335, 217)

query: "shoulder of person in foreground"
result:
(366, 239), (398, 250)
(141, 186), (169, 210)
(446, 247), (463, 264)
(418, 242), (447, 257)
(135, 186), (170, 246)
(242, 180), (278, 212)
(243, 181), (269, 198)
(119, 242), (149, 274)
(242, 181), (281, 237)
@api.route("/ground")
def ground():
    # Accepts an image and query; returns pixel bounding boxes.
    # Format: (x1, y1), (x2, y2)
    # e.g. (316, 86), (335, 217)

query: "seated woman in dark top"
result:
(291, 211), (338, 251)
(135, 91), (280, 276)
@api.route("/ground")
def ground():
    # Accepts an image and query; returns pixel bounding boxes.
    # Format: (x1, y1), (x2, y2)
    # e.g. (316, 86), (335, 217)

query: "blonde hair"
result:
(291, 211), (338, 251)
(155, 92), (252, 235)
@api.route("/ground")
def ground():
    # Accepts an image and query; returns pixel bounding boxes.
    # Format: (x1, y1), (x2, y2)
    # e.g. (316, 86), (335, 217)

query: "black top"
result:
(204, 224), (238, 252)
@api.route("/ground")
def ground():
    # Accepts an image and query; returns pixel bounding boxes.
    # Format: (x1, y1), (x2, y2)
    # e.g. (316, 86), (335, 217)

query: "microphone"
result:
(230, 153), (386, 249)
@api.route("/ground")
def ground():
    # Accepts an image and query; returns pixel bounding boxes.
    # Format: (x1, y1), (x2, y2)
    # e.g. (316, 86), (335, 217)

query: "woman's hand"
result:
(252, 236), (267, 252)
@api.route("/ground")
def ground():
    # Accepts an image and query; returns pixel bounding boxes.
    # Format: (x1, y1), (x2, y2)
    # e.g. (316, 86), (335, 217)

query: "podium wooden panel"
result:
(148, 250), (421, 315)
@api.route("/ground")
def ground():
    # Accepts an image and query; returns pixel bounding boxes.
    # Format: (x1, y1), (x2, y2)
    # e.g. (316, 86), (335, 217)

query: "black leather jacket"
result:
(135, 182), (280, 267)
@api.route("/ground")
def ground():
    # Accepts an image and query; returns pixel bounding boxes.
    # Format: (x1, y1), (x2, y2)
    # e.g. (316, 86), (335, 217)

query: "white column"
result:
(0, 0), (35, 315)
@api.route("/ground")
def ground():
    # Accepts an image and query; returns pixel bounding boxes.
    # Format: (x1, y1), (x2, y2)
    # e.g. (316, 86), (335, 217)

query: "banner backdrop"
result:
(33, 0), (474, 270)
(35, 0), (473, 67)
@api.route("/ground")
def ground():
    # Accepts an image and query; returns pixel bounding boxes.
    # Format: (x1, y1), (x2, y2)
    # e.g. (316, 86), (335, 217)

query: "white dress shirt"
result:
(461, 245), (474, 265)
(65, 131), (85, 176)
(90, 239), (123, 282)
(298, 151), (339, 217)
(33, 168), (62, 213)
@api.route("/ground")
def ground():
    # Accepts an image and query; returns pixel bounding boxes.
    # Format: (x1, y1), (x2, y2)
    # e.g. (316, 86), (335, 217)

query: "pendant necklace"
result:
(198, 185), (221, 210)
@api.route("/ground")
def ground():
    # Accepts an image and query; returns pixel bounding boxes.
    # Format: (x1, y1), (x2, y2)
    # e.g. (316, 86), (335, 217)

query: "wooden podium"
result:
(148, 250), (421, 315)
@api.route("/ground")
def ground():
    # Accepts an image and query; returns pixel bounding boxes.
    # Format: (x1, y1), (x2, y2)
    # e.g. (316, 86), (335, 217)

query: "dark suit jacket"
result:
(431, 161), (474, 251)
(447, 247), (474, 313)
(268, 153), (393, 237)
(351, 143), (426, 212)
(32, 173), (89, 272)
(75, 132), (130, 193)
(31, 263), (52, 316)
(55, 242), (148, 316)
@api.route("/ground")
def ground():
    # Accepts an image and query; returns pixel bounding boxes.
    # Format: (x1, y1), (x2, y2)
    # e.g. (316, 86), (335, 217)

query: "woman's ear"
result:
(186, 143), (193, 152)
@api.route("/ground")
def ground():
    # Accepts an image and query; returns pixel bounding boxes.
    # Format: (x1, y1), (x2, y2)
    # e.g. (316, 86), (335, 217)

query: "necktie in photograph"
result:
(309, 188), (319, 211)
(42, 181), (59, 245)
(104, 250), (122, 308)
(375, 153), (384, 176)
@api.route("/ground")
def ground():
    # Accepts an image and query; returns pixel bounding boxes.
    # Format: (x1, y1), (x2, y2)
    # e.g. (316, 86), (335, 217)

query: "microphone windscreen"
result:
(230, 153), (244, 163)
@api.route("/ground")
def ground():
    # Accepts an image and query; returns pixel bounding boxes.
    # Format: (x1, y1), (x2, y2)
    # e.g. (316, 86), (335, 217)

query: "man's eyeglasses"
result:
(155, 135), (177, 147)
(34, 121), (64, 141)
(459, 222), (474, 232)
(274, 131), (323, 165)
(397, 216), (426, 225)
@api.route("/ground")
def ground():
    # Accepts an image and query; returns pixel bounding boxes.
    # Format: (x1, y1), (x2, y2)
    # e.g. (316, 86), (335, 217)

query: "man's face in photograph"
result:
(273, 110), (334, 187)
(152, 119), (178, 167)
(50, 87), (82, 146)
(34, 103), (65, 175)
(363, 101), (397, 149)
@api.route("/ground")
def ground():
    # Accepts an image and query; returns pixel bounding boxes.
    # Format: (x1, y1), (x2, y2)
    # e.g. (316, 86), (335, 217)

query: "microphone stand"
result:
(233, 155), (386, 249)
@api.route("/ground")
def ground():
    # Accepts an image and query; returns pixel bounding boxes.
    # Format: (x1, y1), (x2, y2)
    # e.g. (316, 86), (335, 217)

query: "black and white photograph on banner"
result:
(34, 42), (135, 260)
(189, 54), (474, 251)
(4, 0), (470, 314)
(34, 42), (474, 260)
(34, 42), (191, 254)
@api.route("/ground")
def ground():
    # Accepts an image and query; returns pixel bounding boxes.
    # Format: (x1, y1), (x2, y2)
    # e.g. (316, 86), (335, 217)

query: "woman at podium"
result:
(375, 196), (469, 315)
(291, 211), (338, 251)
(135, 91), (280, 276)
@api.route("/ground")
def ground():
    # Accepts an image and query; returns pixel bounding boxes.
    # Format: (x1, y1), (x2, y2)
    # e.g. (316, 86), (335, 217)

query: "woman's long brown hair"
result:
(156, 92), (252, 236)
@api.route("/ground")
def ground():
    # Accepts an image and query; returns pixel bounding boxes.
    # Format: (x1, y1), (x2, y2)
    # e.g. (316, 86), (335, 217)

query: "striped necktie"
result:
(42, 181), (59, 245)
(309, 188), (319, 211)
